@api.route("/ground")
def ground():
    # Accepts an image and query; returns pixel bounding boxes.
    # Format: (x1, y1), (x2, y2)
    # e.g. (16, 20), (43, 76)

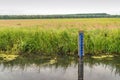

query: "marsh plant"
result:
(0, 27), (120, 56)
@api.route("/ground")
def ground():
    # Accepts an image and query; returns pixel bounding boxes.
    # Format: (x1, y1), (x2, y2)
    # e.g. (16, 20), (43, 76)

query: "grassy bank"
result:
(0, 27), (78, 56)
(0, 27), (120, 56)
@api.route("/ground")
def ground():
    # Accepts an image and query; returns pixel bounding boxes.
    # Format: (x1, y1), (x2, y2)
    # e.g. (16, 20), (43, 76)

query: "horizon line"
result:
(0, 13), (120, 15)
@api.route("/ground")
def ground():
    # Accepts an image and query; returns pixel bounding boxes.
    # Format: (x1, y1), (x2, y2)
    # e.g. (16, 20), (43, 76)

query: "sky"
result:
(0, 0), (120, 15)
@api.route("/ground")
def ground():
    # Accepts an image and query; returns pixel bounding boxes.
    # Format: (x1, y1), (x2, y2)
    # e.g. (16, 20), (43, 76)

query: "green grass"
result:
(84, 29), (120, 55)
(0, 27), (120, 56)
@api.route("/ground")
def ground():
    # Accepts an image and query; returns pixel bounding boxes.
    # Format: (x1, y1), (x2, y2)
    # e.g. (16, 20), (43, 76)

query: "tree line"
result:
(0, 13), (120, 19)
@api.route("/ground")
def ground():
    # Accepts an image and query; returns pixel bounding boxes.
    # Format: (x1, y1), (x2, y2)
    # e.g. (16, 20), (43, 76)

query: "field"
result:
(0, 18), (120, 56)
(0, 18), (120, 29)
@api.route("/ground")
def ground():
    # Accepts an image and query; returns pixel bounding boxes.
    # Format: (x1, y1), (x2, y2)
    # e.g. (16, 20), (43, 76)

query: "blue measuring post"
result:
(78, 31), (84, 59)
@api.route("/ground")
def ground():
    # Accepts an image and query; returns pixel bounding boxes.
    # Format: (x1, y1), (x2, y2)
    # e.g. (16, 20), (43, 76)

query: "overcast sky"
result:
(0, 0), (120, 15)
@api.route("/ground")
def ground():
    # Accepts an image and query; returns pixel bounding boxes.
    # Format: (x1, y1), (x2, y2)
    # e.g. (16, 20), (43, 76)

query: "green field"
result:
(0, 18), (120, 56)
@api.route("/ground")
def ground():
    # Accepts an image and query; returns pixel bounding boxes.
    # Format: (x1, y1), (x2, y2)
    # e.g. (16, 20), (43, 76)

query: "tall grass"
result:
(0, 28), (78, 56)
(0, 27), (120, 56)
(84, 29), (120, 55)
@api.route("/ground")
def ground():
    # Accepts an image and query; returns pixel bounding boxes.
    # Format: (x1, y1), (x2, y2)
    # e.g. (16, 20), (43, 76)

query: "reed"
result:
(84, 29), (120, 55)
(0, 27), (120, 56)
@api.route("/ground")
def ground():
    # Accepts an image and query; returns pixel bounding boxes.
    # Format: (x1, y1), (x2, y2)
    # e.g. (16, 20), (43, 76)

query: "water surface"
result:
(0, 56), (120, 80)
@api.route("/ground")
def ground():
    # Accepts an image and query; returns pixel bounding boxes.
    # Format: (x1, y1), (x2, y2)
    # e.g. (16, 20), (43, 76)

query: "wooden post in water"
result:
(78, 31), (84, 80)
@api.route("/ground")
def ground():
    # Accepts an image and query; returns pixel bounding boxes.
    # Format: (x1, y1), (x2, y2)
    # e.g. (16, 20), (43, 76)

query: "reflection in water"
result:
(0, 57), (78, 80)
(0, 64), (77, 80)
(84, 57), (120, 80)
(78, 58), (84, 80)
(0, 56), (120, 80)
